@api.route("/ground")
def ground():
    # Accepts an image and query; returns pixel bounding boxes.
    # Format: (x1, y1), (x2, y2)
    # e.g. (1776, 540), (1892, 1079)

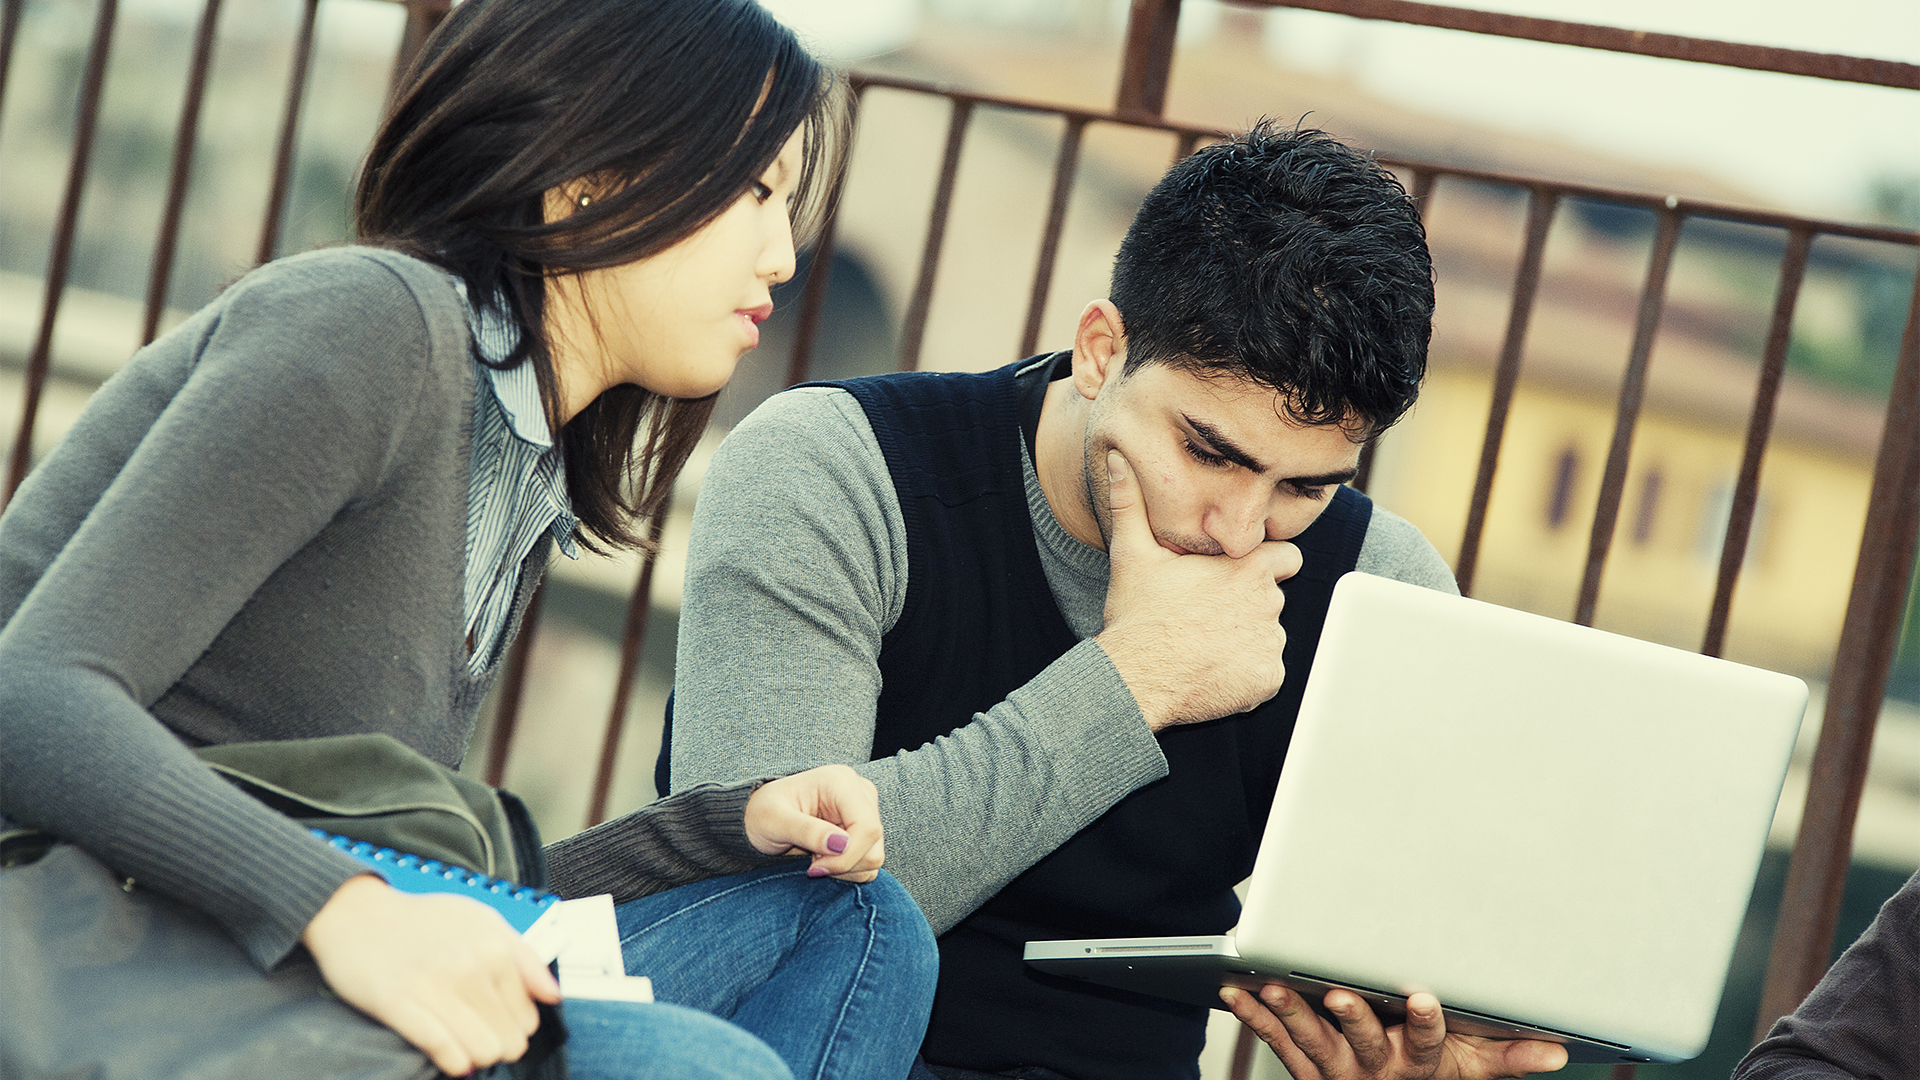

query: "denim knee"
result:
(856, 870), (939, 995)
(560, 998), (793, 1080)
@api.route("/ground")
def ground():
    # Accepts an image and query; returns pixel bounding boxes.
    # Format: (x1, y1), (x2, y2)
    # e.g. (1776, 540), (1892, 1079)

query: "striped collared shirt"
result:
(451, 278), (579, 674)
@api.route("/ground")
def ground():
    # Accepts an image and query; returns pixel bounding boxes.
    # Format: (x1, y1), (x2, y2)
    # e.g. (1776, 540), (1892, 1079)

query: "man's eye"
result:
(1286, 481), (1331, 500)
(1183, 440), (1230, 469)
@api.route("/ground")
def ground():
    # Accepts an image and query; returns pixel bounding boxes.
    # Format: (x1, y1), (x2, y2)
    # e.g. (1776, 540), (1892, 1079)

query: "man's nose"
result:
(1203, 493), (1268, 559)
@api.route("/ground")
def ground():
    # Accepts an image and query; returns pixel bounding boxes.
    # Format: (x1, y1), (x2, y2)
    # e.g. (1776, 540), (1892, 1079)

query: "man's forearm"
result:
(669, 388), (1166, 931)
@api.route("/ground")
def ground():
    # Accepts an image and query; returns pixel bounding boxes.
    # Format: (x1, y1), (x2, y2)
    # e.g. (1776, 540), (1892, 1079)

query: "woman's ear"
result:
(1071, 300), (1127, 401)
(542, 177), (604, 224)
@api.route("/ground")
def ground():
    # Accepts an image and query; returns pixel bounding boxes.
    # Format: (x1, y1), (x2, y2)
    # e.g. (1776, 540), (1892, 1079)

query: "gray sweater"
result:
(1733, 867), (1920, 1080)
(670, 384), (1458, 934)
(0, 247), (772, 969)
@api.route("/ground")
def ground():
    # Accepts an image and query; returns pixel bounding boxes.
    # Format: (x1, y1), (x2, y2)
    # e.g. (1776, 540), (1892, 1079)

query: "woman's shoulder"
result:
(199, 246), (471, 377)
(222, 246), (460, 326)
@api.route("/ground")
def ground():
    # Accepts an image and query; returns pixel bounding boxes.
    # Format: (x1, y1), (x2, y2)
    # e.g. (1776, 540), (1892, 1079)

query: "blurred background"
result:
(2, 2), (1915, 1076)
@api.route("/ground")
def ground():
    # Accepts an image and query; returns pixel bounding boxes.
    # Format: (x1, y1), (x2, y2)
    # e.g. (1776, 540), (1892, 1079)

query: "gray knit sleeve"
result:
(543, 779), (789, 902)
(0, 254), (443, 967)
(671, 388), (1166, 934)
(1357, 505), (1460, 594)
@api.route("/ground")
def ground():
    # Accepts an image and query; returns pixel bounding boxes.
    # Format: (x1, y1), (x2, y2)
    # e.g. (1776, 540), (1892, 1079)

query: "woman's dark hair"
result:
(356, 0), (843, 551)
(1109, 121), (1433, 437)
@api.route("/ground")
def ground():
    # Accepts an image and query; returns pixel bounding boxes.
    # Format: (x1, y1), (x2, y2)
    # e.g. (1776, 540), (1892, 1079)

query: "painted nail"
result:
(808, 865), (828, 877)
(826, 833), (848, 853)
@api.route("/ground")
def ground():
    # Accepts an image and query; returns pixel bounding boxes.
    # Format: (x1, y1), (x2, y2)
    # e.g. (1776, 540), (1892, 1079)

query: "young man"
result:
(667, 123), (1566, 1080)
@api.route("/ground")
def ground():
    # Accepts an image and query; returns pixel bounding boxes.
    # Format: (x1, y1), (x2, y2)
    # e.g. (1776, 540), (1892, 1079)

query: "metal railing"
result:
(3, 0), (1916, 1068)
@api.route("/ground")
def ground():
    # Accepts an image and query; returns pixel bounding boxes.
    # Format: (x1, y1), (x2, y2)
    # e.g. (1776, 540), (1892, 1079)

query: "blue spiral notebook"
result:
(311, 829), (562, 933)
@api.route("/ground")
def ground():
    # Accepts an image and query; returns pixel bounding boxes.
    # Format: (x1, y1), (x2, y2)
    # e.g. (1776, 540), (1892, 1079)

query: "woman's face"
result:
(550, 129), (805, 407)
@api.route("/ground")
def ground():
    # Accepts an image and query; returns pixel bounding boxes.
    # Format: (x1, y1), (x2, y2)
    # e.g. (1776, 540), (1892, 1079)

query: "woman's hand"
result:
(300, 874), (561, 1076)
(743, 764), (885, 882)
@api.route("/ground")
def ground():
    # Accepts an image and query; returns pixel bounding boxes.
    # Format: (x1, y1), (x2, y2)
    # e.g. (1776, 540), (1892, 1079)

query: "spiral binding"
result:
(310, 829), (561, 929)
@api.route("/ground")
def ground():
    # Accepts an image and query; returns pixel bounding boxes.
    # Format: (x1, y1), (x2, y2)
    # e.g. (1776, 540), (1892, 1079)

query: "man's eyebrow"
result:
(1284, 466), (1360, 489)
(1184, 415), (1266, 472)
(1185, 414), (1358, 488)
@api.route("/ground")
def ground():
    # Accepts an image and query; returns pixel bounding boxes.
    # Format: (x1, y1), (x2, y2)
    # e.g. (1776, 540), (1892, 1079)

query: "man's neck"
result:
(1034, 375), (1105, 551)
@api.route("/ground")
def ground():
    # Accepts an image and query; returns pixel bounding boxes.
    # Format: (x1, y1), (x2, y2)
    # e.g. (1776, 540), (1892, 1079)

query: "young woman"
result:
(0, 1), (935, 1078)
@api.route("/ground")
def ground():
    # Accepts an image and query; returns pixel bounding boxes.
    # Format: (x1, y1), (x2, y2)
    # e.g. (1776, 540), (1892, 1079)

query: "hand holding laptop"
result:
(1222, 984), (1569, 1080)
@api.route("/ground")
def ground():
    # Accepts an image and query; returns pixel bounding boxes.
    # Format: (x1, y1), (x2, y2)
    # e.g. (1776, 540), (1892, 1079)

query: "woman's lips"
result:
(737, 304), (773, 347)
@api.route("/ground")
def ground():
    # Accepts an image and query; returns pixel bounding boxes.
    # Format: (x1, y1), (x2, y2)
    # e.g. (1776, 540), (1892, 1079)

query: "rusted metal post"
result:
(1020, 116), (1089, 358)
(1354, 169), (1438, 496)
(786, 85), (866, 387)
(1238, 0), (1920, 89)
(1173, 128), (1203, 163)
(1455, 187), (1558, 596)
(484, 583), (545, 788)
(1754, 270), (1920, 1038)
(5, 0), (119, 507)
(1701, 227), (1812, 658)
(1116, 0), (1182, 117)
(1573, 206), (1682, 627)
(588, 515), (668, 827)
(897, 97), (973, 371)
(1228, 1026), (1258, 1080)
(255, 0), (320, 267)
(143, 0), (225, 346)
(0, 0), (24, 130)
(391, 0), (451, 94)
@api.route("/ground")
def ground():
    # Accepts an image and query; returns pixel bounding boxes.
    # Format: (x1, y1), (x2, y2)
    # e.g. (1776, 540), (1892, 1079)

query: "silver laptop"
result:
(1025, 571), (1806, 1065)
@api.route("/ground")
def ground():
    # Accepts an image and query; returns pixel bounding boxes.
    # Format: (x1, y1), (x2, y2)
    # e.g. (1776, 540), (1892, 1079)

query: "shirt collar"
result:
(450, 274), (554, 450)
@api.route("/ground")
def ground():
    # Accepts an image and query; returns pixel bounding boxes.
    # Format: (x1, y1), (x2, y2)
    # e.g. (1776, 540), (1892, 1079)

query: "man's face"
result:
(1078, 360), (1363, 558)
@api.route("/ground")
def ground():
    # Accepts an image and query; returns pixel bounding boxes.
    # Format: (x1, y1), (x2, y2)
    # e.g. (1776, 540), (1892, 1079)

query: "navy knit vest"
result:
(829, 360), (1373, 1080)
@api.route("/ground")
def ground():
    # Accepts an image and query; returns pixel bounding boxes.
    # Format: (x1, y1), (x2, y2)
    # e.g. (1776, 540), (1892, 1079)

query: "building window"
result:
(1632, 469), (1663, 545)
(1545, 446), (1579, 530)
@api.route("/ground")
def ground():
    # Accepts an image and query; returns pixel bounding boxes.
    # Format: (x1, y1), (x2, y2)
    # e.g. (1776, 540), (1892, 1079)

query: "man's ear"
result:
(1071, 300), (1127, 400)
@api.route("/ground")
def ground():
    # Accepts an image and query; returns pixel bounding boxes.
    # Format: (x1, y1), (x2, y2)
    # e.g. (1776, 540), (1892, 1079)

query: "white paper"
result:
(522, 894), (657, 1002)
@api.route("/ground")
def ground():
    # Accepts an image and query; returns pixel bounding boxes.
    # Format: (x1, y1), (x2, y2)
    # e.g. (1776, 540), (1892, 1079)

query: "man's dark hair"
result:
(1109, 121), (1433, 435)
(355, 0), (844, 552)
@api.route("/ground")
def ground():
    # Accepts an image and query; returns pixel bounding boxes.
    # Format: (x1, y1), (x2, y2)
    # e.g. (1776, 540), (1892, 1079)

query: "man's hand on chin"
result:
(1220, 984), (1570, 1080)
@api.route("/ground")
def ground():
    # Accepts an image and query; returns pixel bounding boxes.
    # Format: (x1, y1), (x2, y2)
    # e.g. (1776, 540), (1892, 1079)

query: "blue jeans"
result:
(560, 863), (937, 1080)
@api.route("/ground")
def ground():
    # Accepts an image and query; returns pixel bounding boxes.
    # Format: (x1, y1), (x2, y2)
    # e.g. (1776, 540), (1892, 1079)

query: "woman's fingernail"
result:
(826, 833), (848, 853)
(808, 865), (829, 877)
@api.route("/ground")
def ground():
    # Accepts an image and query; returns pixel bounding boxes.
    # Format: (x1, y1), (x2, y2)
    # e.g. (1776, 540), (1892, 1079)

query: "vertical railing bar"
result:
(1354, 169), (1437, 496)
(1351, 432), (1379, 494)
(897, 97), (973, 372)
(483, 582), (545, 788)
(1571, 206), (1682, 627)
(587, 513), (669, 827)
(142, 0), (224, 346)
(1455, 186), (1559, 596)
(4, 0), (119, 507)
(0, 0), (25, 131)
(1700, 227), (1813, 658)
(255, 0), (320, 267)
(389, 0), (450, 97)
(1755, 269), (1920, 1038)
(1172, 128), (1202, 163)
(1227, 1026), (1259, 1080)
(1019, 116), (1088, 359)
(785, 84), (867, 388)
(1116, 0), (1182, 117)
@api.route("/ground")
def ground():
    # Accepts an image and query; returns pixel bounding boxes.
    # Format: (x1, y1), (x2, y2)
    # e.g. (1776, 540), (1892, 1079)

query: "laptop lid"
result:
(1230, 572), (1806, 1061)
